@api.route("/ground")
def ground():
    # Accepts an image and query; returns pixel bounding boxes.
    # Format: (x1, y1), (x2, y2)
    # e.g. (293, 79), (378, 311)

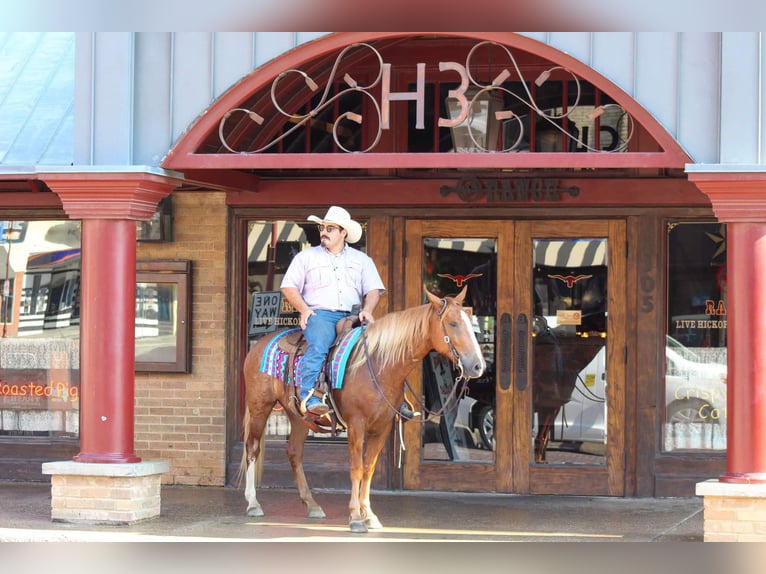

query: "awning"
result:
(424, 238), (496, 253)
(247, 222), (307, 262)
(534, 239), (607, 268)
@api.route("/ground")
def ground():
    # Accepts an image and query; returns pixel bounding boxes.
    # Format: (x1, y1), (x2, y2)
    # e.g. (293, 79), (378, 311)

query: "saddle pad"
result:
(259, 328), (302, 384)
(329, 326), (364, 389)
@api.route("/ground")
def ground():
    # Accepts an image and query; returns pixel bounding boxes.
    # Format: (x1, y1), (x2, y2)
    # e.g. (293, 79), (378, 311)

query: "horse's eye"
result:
(449, 321), (459, 328)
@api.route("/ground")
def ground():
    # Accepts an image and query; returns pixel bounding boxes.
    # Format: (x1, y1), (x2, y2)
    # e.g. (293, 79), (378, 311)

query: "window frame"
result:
(135, 260), (192, 373)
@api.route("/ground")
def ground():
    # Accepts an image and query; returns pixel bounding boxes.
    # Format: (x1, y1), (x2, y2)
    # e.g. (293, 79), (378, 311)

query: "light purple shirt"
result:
(281, 244), (385, 312)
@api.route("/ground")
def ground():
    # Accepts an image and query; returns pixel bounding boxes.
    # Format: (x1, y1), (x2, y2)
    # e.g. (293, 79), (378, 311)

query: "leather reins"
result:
(360, 297), (472, 423)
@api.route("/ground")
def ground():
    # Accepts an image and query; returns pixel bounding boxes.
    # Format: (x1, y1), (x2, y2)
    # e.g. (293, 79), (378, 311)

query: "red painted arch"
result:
(162, 32), (691, 171)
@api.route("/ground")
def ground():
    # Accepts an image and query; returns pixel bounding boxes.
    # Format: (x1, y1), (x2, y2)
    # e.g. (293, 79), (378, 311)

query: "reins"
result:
(359, 298), (472, 425)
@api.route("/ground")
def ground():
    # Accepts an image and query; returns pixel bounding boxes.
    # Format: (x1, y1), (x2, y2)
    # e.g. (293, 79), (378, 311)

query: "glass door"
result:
(403, 220), (513, 492)
(403, 219), (625, 496)
(516, 220), (625, 496)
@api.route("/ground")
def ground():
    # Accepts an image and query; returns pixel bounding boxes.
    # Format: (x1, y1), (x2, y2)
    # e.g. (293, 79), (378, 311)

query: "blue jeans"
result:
(297, 309), (349, 397)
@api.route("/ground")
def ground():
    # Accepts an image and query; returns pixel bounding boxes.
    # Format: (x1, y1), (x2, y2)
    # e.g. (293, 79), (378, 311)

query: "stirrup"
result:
(299, 390), (329, 416)
(398, 403), (420, 421)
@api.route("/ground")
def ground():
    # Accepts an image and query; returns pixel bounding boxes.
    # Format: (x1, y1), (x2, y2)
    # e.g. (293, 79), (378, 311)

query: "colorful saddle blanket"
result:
(258, 327), (364, 390)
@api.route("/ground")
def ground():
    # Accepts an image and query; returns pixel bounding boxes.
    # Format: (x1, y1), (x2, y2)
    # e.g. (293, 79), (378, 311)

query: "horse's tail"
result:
(237, 405), (265, 488)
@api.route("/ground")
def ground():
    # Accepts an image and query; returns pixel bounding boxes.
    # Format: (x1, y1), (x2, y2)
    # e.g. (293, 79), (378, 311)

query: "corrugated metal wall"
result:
(62, 32), (766, 168)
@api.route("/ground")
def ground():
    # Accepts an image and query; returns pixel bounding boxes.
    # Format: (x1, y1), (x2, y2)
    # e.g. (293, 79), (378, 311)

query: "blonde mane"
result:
(347, 303), (433, 372)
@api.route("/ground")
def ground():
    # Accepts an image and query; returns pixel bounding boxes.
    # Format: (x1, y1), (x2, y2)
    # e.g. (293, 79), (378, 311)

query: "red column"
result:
(726, 223), (766, 482)
(74, 218), (140, 462)
(42, 171), (182, 463)
(689, 172), (766, 484)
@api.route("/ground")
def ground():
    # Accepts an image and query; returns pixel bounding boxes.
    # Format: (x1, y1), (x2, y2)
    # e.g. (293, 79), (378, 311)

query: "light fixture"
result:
(137, 196), (173, 242)
(446, 88), (505, 152)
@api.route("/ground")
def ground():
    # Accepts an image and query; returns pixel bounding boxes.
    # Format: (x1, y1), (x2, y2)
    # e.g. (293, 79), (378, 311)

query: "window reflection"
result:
(421, 237), (496, 462)
(533, 238), (608, 465)
(664, 222), (727, 451)
(0, 220), (81, 438)
(134, 261), (191, 373)
(135, 282), (178, 364)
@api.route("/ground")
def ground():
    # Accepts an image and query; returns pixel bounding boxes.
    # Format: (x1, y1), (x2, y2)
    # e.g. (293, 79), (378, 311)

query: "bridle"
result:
(360, 297), (471, 423)
(436, 297), (467, 384)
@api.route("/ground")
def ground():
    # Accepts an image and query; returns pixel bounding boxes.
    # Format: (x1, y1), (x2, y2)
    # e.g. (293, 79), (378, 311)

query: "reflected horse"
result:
(240, 286), (486, 533)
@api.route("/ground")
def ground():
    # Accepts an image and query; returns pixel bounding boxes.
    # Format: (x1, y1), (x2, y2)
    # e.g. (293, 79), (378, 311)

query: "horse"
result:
(239, 285), (486, 533)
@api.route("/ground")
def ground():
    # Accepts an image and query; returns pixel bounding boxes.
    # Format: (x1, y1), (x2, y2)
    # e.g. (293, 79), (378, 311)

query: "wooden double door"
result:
(402, 219), (626, 495)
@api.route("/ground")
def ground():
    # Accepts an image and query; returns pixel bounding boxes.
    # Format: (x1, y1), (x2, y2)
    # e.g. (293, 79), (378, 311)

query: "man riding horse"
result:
(280, 205), (415, 420)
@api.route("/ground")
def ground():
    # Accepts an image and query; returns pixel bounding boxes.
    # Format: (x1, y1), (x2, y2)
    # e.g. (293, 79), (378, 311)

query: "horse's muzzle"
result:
(465, 357), (486, 379)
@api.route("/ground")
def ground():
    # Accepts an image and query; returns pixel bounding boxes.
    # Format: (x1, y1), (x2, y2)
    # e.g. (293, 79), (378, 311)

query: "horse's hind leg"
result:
(285, 409), (326, 519)
(242, 405), (271, 517)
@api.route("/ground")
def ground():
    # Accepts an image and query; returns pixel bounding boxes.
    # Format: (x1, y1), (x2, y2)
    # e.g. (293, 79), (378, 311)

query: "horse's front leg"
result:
(358, 430), (390, 530)
(285, 409), (326, 519)
(346, 424), (367, 533)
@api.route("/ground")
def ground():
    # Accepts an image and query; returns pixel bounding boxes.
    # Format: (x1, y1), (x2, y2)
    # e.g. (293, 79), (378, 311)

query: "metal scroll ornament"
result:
(218, 41), (634, 154)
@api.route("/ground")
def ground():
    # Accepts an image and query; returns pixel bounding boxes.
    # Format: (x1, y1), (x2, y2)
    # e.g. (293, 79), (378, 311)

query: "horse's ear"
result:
(425, 285), (468, 308)
(425, 288), (442, 308)
(454, 285), (468, 305)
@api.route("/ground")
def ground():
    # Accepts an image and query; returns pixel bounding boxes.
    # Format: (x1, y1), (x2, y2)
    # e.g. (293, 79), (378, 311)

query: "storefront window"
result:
(0, 220), (81, 438)
(664, 221), (727, 452)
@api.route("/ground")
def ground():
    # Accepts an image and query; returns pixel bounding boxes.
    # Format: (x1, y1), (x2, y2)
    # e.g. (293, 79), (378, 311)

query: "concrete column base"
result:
(696, 479), (766, 541)
(42, 460), (169, 525)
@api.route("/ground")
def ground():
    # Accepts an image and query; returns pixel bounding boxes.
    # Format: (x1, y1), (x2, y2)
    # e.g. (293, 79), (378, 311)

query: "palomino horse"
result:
(240, 286), (486, 533)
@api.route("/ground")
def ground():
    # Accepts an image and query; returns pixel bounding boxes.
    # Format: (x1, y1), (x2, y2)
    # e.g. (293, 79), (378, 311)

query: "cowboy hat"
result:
(307, 206), (363, 244)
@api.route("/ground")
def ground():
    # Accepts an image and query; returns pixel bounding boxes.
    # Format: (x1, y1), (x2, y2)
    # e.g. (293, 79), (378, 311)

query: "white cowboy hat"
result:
(307, 206), (363, 244)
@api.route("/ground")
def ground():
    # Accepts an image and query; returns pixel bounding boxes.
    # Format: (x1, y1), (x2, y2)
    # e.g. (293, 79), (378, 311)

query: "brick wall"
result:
(49, 472), (162, 523)
(697, 480), (766, 541)
(134, 191), (228, 486)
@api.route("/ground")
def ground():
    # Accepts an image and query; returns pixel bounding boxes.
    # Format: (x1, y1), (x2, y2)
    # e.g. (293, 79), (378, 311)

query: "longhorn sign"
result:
(437, 273), (483, 287)
(548, 273), (593, 288)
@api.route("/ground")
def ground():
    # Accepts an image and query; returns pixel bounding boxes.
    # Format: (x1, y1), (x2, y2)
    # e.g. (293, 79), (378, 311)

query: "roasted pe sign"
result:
(249, 291), (282, 336)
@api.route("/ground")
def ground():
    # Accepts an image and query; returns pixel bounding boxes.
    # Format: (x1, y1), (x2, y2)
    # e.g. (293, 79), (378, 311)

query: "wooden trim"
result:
(225, 177), (708, 208)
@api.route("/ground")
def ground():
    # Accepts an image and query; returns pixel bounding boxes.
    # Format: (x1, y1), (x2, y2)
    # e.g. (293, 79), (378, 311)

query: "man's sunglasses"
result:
(317, 224), (341, 232)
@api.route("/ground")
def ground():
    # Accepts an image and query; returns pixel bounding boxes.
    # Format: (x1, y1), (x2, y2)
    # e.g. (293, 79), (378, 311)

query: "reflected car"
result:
(456, 335), (727, 451)
(664, 335), (727, 425)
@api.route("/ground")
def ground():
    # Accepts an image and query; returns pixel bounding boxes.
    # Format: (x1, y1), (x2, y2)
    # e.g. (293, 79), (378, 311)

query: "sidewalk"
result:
(0, 480), (704, 542)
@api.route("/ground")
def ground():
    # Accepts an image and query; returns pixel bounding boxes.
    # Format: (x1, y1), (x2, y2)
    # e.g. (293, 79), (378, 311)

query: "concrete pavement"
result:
(0, 480), (704, 542)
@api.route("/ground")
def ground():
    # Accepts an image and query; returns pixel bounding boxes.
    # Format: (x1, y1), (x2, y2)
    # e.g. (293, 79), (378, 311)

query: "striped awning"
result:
(534, 239), (607, 268)
(247, 222), (307, 262)
(424, 238), (496, 253)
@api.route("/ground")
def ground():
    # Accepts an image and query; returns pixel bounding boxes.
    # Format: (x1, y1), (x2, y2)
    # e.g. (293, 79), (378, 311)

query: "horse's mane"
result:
(348, 303), (433, 373)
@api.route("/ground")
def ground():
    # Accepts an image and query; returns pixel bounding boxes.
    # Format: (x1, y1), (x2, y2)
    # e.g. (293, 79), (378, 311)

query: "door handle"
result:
(499, 312), (512, 390)
(514, 313), (528, 391)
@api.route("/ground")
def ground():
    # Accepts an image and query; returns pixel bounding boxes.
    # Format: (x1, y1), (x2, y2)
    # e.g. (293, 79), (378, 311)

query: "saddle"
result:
(277, 314), (361, 433)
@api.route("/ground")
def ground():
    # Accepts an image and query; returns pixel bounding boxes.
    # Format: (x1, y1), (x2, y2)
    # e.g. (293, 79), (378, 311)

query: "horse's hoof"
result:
(308, 507), (326, 519)
(246, 505), (264, 517)
(365, 515), (383, 529)
(349, 519), (368, 533)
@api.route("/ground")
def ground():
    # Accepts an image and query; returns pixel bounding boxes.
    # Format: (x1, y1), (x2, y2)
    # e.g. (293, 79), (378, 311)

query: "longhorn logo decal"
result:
(549, 273), (592, 288)
(437, 273), (483, 287)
